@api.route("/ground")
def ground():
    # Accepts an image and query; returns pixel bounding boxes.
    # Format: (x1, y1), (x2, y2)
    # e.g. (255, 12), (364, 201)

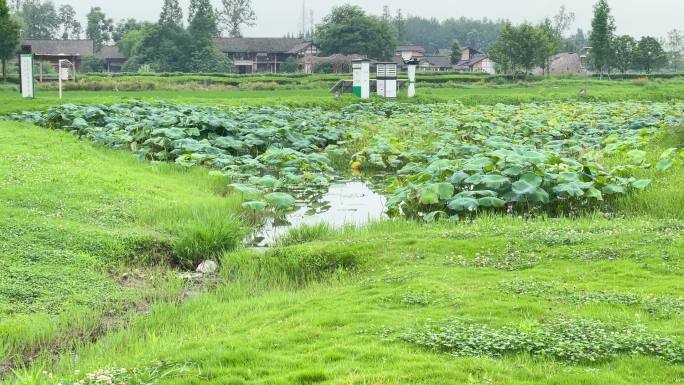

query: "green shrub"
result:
(81, 56), (107, 73)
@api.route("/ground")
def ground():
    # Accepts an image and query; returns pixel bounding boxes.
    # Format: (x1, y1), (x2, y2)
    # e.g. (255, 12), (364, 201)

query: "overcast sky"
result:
(55, 0), (682, 39)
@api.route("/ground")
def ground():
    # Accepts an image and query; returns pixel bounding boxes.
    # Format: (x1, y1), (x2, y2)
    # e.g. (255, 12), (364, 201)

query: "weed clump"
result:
(404, 318), (684, 364)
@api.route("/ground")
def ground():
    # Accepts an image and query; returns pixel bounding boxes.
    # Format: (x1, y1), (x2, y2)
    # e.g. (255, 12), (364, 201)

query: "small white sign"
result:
(20, 54), (34, 98)
(60, 67), (70, 81)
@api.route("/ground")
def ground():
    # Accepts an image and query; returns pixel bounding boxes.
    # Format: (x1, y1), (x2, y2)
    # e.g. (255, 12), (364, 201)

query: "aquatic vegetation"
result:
(10, 100), (684, 217)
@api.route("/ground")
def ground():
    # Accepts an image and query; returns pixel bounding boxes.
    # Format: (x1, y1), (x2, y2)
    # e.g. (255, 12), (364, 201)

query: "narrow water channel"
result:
(247, 181), (387, 248)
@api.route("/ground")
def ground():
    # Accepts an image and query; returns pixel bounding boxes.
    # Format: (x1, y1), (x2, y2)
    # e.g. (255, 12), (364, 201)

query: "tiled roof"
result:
(213, 38), (311, 54)
(23, 39), (94, 56)
(397, 45), (425, 53)
(22, 40), (124, 60)
(96, 45), (125, 60)
(420, 55), (452, 68)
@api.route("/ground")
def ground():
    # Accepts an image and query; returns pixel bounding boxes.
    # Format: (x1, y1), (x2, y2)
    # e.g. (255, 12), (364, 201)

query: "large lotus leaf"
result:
(212, 137), (245, 152)
(426, 159), (456, 173)
(585, 187), (603, 200)
(478, 197), (506, 208)
(528, 187), (551, 203)
(419, 183), (454, 204)
(656, 159), (674, 171)
(512, 173), (543, 195)
(627, 149), (647, 164)
(242, 201), (267, 210)
(230, 183), (261, 198)
(521, 150), (546, 164)
(448, 171), (470, 185)
(553, 182), (585, 197)
(502, 165), (525, 177)
(463, 157), (494, 171)
(423, 211), (448, 222)
(447, 197), (479, 212)
(265, 192), (297, 210)
(256, 175), (282, 189)
(480, 175), (510, 189)
(602, 184), (625, 194)
(631, 179), (651, 190)
(557, 172), (580, 184)
(456, 190), (498, 198)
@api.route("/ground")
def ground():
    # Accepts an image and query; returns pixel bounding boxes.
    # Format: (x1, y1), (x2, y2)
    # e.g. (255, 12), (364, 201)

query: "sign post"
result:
(352, 59), (370, 99)
(19, 54), (35, 99)
(406, 59), (419, 98)
(58, 59), (74, 100)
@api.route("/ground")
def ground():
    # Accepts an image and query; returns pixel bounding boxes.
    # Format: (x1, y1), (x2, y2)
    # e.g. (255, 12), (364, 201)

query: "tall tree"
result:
(220, 0), (256, 38)
(18, 0), (59, 39)
(86, 7), (113, 52)
(635, 36), (667, 73)
(552, 5), (575, 37)
(450, 40), (461, 64)
(57, 4), (80, 39)
(112, 18), (146, 42)
(0, 0), (21, 80)
(315, 4), (397, 60)
(393, 9), (406, 43)
(536, 19), (562, 75)
(188, 0), (218, 38)
(159, 0), (183, 29)
(666, 29), (683, 72)
(490, 22), (541, 75)
(611, 35), (636, 74)
(589, 0), (615, 78)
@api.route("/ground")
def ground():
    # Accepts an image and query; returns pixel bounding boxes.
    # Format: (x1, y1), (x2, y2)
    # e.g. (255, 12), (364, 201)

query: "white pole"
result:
(58, 60), (63, 100)
(408, 64), (416, 98)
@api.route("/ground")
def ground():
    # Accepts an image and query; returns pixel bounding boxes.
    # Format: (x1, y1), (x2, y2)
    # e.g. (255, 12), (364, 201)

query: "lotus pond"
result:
(10, 100), (684, 225)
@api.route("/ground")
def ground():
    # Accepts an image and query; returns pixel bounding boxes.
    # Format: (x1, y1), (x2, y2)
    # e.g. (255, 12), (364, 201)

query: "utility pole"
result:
(309, 9), (314, 38)
(300, 0), (306, 38)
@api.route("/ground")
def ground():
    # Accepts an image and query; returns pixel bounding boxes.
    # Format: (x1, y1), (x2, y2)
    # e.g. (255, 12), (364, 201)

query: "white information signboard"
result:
(377, 63), (397, 99)
(352, 60), (370, 99)
(20, 54), (35, 99)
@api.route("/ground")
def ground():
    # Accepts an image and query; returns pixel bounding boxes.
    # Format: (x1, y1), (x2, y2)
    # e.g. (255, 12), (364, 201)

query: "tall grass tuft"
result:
(276, 224), (335, 247)
(173, 210), (244, 268)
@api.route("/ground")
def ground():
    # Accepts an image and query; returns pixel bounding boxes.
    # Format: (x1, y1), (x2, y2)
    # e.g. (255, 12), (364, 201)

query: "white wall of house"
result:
(480, 58), (496, 74)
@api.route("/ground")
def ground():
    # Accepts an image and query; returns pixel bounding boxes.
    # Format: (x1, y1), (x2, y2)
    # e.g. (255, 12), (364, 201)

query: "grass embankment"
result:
(2, 76), (684, 113)
(0, 122), (244, 374)
(4, 125), (683, 384)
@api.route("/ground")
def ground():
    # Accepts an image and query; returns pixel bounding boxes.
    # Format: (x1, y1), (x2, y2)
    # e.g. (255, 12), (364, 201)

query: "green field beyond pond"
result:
(0, 80), (683, 385)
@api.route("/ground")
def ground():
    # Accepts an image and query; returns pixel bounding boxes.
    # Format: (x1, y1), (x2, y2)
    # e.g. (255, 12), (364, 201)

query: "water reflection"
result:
(248, 182), (387, 248)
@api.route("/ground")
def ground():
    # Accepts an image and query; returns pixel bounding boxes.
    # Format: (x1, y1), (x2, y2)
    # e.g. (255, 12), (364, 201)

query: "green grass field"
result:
(0, 79), (683, 385)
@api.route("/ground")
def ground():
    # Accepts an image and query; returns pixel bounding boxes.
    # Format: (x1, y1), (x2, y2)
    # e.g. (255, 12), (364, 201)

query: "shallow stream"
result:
(247, 181), (387, 248)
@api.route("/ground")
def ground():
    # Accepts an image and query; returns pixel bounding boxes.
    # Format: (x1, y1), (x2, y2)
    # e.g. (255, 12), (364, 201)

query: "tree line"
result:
(0, 0), (257, 74)
(1, 0), (682, 78)
(490, 0), (682, 76)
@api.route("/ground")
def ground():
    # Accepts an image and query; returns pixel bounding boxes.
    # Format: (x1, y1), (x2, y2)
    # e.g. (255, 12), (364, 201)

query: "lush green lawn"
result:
(12, 215), (684, 385)
(0, 121), (244, 374)
(1, 82), (683, 384)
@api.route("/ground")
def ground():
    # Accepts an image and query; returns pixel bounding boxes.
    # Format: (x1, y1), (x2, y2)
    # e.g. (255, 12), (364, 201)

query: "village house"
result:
(417, 55), (453, 71)
(395, 45), (426, 61)
(533, 52), (582, 75)
(19, 39), (125, 76)
(213, 37), (317, 74)
(454, 47), (496, 74)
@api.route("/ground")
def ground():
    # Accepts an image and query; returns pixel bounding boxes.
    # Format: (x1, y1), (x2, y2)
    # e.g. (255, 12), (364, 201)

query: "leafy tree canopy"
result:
(315, 5), (397, 60)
